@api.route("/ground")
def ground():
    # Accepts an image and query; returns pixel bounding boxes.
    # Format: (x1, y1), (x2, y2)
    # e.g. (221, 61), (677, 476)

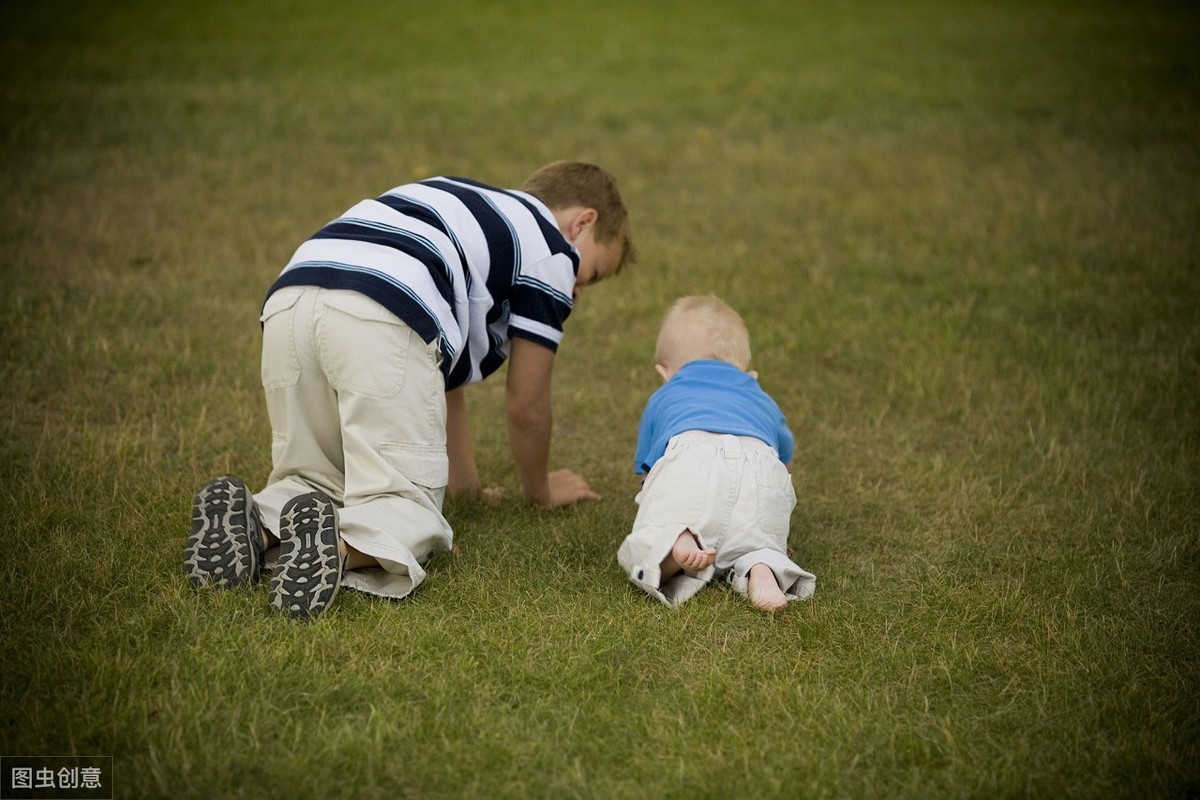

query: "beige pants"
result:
(618, 431), (817, 606)
(255, 286), (453, 599)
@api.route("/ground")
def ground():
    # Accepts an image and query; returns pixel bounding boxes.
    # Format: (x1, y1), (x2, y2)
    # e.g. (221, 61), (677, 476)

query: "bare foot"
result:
(672, 530), (716, 572)
(339, 538), (378, 571)
(660, 530), (717, 578)
(748, 563), (788, 612)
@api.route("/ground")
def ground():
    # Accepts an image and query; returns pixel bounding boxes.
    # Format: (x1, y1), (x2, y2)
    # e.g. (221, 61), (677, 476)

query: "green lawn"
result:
(1, 1), (1197, 798)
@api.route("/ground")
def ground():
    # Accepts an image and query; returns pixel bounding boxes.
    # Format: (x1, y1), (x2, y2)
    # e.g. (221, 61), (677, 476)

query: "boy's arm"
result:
(446, 387), (481, 496)
(505, 337), (600, 507)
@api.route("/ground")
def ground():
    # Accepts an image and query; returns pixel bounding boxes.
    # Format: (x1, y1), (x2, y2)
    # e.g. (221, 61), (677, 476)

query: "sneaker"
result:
(185, 476), (265, 589)
(269, 491), (344, 620)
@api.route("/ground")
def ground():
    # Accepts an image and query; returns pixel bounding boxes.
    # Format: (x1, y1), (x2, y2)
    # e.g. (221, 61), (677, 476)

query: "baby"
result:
(617, 295), (816, 611)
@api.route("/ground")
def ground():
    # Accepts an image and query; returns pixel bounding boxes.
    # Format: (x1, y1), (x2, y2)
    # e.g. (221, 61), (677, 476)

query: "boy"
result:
(185, 162), (635, 620)
(617, 295), (815, 612)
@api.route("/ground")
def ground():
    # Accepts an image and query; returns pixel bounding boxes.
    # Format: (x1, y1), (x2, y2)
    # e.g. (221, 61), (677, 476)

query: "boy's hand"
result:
(448, 484), (508, 504)
(544, 468), (601, 507)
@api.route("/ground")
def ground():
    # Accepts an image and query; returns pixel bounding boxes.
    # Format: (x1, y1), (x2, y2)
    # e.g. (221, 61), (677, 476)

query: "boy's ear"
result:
(655, 363), (672, 382)
(568, 207), (598, 239)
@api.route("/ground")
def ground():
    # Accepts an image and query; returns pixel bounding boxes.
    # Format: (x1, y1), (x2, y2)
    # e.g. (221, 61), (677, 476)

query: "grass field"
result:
(1, 1), (1198, 797)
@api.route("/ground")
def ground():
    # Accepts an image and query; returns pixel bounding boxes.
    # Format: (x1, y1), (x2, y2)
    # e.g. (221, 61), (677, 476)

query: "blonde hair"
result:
(520, 161), (636, 270)
(656, 294), (752, 371)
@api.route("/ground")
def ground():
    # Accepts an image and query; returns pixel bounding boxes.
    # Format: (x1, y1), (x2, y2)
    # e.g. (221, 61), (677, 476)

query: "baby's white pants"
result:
(618, 431), (816, 606)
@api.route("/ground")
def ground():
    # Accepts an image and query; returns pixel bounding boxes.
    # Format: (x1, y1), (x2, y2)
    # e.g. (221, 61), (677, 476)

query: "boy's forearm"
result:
(507, 407), (553, 505)
(446, 387), (481, 495)
(504, 337), (557, 505)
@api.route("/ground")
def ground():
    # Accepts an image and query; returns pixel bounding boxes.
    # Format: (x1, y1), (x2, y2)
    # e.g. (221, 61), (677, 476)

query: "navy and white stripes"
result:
(265, 177), (579, 389)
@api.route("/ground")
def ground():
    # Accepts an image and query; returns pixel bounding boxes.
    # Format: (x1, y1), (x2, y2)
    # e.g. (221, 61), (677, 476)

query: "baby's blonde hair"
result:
(655, 294), (752, 371)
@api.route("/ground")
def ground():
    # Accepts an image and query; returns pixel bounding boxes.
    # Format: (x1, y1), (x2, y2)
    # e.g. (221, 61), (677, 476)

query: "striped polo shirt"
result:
(265, 176), (580, 390)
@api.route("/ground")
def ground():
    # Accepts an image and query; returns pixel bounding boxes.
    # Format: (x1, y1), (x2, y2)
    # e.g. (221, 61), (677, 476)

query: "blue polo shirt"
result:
(633, 360), (794, 474)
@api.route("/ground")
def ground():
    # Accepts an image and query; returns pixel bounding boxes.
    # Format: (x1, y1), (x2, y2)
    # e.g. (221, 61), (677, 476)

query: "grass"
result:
(1, 0), (1198, 797)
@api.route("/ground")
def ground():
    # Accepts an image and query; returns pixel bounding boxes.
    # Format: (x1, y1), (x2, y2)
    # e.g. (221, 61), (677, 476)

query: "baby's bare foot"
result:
(672, 530), (716, 572)
(748, 563), (788, 612)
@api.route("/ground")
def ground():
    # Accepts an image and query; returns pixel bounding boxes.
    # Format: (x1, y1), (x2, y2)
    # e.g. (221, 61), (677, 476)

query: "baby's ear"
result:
(748, 369), (759, 379)
(655, 363), (672, 382)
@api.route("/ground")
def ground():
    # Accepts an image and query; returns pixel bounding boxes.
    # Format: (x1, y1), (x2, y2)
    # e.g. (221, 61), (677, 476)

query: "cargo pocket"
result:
(321, 291), (412, 400)
(260, 287), (303, 390)
(380, 442), (450, 492)
(754, 458), (796, 538)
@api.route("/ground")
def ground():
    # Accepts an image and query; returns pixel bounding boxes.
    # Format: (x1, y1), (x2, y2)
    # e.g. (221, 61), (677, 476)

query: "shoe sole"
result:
(185, 476), (264, 589)
(269, 491), (342, 621)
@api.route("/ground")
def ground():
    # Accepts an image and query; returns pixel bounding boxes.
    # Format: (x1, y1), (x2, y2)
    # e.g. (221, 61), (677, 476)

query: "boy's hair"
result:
(521, 161), (636, 270)
(656, 294), (752, 371)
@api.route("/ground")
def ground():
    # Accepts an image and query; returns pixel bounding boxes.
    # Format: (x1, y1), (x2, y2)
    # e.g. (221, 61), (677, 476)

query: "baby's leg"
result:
(661, 529), (716, 578)
(747, 563), (788, 612)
